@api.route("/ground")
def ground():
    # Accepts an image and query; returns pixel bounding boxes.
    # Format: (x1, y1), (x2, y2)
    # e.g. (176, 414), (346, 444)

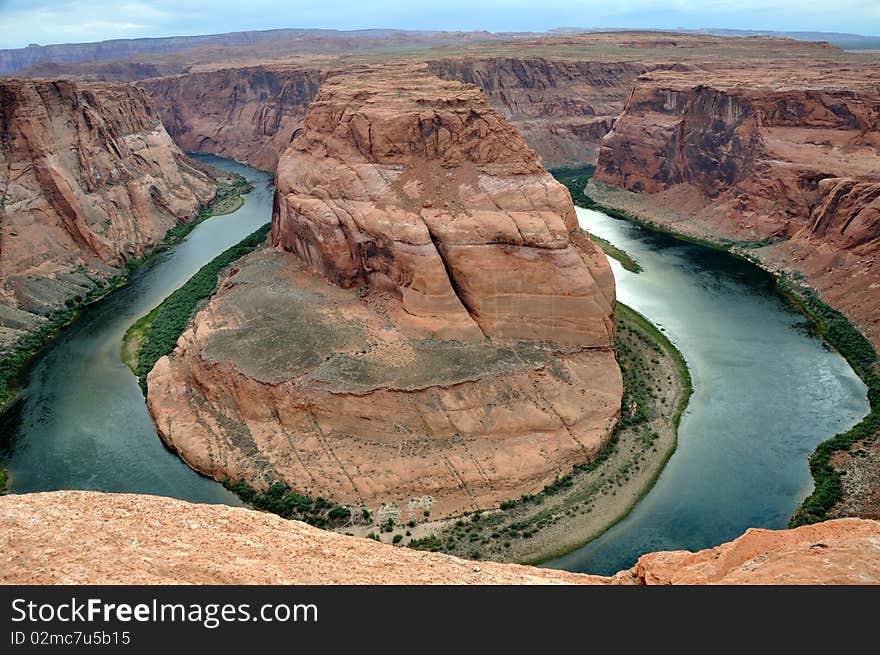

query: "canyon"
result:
(1, 30), (878, 583)
(0, 78), (217, 358)
(145, 68), (621, 520)
(133, 55), (647, 173)
(2, 491), (878, 584)
(127, 31), (879, 524)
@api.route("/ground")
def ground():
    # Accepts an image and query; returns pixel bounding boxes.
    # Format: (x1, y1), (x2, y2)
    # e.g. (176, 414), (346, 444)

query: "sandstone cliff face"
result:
(272, 68), (616, 345)
(597, 73), (880, 237)
(0, 78), (216, 350)
(426, 58), (648, 167)
(3, 491), (879, 584)
(593, 66), (880, 347)
(139, 57), (647, 174)
(140, 66), (327, 172)
(770, 178), (880, 347)
(626, 518), (880, 584)
(146, 69), (621, 520)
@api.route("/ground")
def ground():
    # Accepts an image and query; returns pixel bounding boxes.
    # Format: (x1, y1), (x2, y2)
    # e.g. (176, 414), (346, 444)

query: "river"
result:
(3, 155), (272, 504)
(544, 207), (870, 575)
(2, 160), (870, 577)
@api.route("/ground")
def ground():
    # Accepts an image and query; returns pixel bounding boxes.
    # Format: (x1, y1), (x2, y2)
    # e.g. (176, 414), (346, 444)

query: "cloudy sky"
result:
(1, 0), (878, 49)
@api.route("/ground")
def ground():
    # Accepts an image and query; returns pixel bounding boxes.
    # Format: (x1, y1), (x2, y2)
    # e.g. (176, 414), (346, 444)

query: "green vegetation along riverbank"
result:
(780, 277), (880, 526)
(391, 302), (692, 563)
(567, 169), (878, 526)
(124, 223), (271, 391)
(0, 172), (252, 412)
(551, 167), (643, 272)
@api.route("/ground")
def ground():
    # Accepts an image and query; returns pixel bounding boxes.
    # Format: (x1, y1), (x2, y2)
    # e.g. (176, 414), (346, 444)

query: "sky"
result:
(1, 0), (878, 49)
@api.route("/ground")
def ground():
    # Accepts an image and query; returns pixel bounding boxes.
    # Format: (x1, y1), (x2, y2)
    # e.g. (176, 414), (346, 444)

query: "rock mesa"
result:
(146, 68), (621, 520)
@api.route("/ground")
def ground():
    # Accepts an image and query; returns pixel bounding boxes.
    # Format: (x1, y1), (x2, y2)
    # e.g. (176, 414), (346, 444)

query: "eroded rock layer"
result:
(271, 68), (616, 346)
(0, 78), (216, 351)
(425, 58), (648, 167)
(3, 491), (879, 584)
(138, 56), (637, 172)
(626, 518), (880, 585)
(146, 69), (621, 519)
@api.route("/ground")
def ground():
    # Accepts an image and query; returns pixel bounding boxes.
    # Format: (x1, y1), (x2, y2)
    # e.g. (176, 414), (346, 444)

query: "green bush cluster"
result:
(541, 474), (574, 495)
(223, 479), (353, 529)
(407, 534), (444, 552)
(549, 166), (598, 209)
(134, 223), (271, 390)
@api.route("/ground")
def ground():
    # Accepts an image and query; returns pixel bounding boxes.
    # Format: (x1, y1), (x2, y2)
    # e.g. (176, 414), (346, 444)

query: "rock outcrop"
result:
(271, 68), (616, 345)
(626, 518), (880, 584)
(3, 491), (879, 584)
(0, 78), (216, 352)
(146, 68), (621, 520)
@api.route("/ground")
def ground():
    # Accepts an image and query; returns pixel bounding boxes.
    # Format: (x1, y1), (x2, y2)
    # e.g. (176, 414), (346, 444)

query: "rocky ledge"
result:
(2, 491), (878, 584)
(145, 68), (622, 520)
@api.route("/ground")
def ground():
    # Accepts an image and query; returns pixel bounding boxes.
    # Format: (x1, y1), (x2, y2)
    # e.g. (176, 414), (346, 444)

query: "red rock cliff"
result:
(592, 66), (880, 347)
(139, 56), (648, 173)
(0, 78), (216, 351)
(272, 67), (616, 345)
(425, 57), (649, 167)
(140, 66), (327, 172)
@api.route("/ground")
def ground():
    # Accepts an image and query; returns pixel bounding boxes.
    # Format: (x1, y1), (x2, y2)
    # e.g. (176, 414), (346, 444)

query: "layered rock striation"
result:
(139, 57), (637, 173)
(426, 58), (648, 167)
(0, 78), (216, 352)
(3, 491), (879, 584)
(271, 68), (616, 345)
(146, 69), (621, 520)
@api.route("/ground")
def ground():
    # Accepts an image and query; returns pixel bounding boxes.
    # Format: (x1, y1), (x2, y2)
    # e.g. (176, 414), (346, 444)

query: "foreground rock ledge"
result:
(2, 492), (879, 585)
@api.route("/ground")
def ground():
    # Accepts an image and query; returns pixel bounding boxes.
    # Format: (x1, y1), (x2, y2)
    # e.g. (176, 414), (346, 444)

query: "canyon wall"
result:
(138, 57), (647, 173)
(3, 491), (879, 584)
(146, 68), (621, 520)
(139, 67), (327, 172)
(592, 66), (880, 347)
(426, 58), (649, 167)
(0, 78), (216, 353)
